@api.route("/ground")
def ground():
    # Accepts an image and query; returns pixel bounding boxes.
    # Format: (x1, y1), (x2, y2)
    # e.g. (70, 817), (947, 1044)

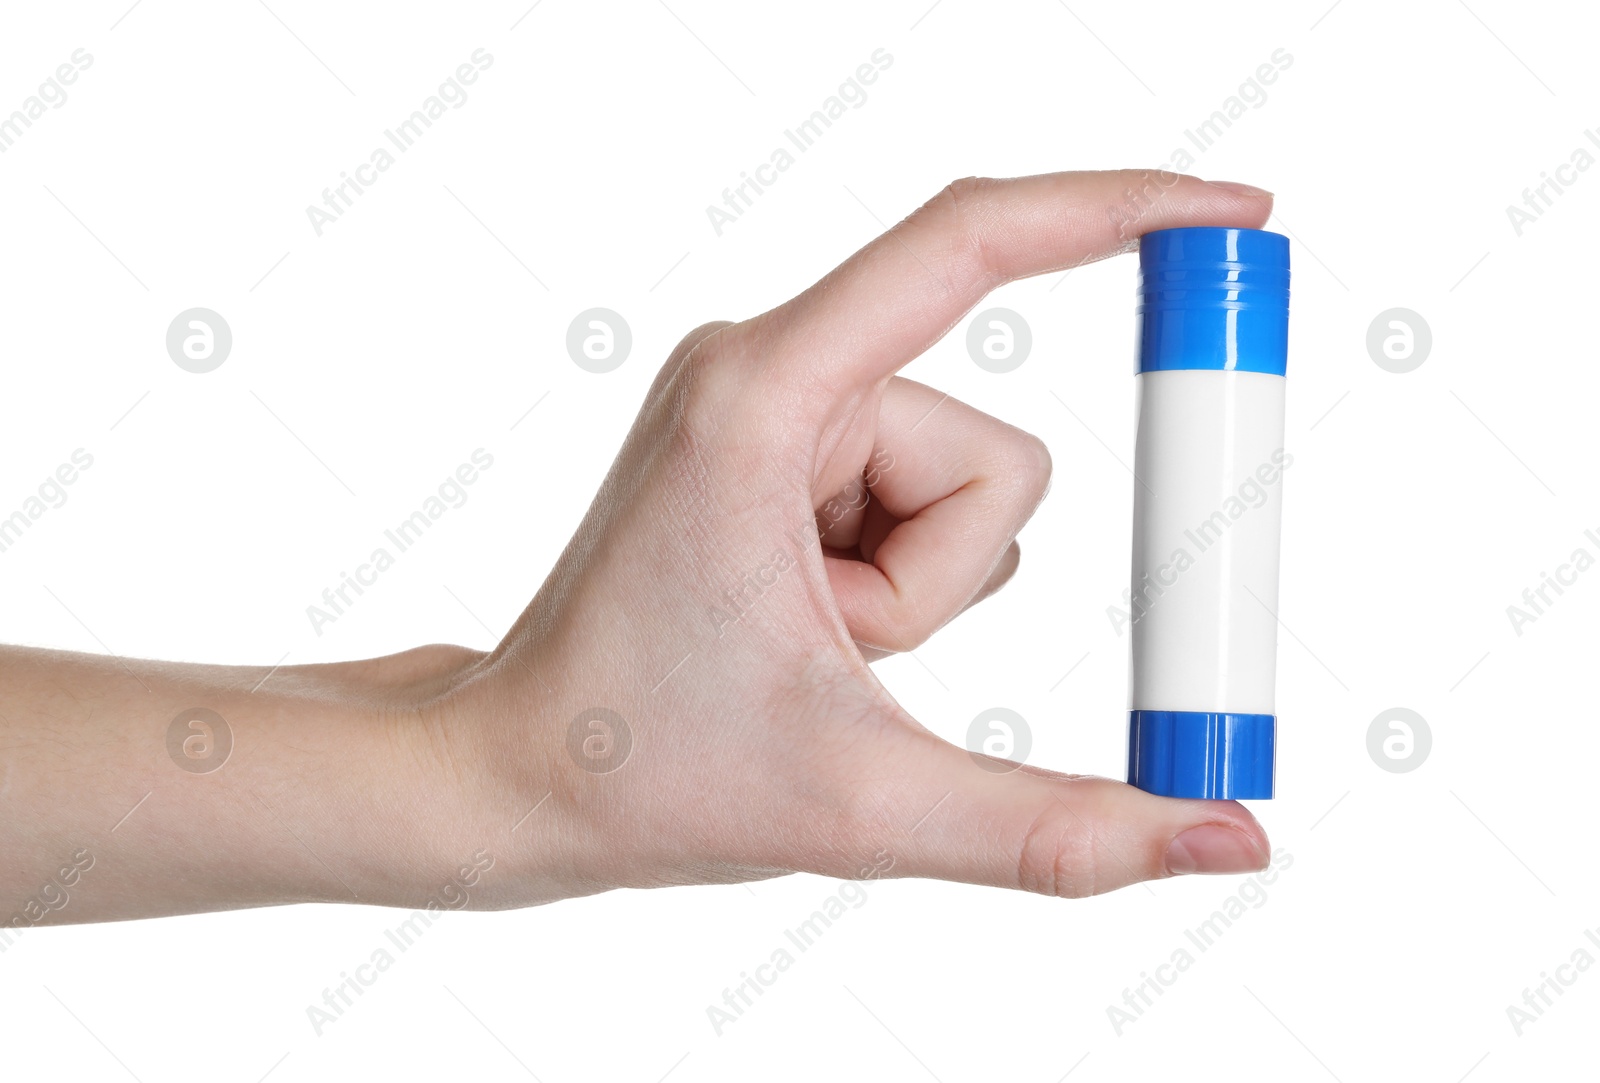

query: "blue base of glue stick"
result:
(1127, 710), (1275, 800)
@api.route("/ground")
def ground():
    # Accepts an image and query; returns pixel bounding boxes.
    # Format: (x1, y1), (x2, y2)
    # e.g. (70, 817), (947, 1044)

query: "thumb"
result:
(867, 728), (1270, 897)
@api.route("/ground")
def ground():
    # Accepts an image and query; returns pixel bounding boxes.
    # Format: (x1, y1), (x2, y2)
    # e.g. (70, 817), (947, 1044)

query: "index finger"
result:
(744, 170), (1273, 389)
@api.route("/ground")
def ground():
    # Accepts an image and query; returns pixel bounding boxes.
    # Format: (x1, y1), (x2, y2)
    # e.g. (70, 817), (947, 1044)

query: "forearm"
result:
(0, 643), (501, 924)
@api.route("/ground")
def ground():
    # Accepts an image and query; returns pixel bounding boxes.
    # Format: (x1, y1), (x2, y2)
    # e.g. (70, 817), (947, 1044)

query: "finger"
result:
(826, 378), (1051, 651)
(742, 171), (1271, 390)
(965, 539), (1020, 607)
(857, 518), (1022, 606)
(854, 542), (1018, 663)
(858, 727), (1270, 897)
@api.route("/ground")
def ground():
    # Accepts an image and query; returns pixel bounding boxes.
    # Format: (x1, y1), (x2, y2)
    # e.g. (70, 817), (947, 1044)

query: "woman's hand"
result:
(441, 170), (1276, 909)
(0, 170), (1274, 924)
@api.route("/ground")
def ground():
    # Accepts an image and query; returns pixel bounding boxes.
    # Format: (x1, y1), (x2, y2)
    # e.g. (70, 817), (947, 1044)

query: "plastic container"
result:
(1124, 226), (1290, 800)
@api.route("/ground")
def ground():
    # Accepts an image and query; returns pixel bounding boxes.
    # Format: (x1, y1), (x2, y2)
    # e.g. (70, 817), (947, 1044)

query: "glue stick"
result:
(1125, 226), (1290, 800)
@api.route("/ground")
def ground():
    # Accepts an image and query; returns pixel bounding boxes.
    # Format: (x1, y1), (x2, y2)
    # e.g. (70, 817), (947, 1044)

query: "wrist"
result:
(366, 643), (573, 912)
(316, 644), (509, 911)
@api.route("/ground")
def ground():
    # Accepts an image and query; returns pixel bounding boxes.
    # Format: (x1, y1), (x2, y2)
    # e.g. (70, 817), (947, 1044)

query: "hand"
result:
(447, 170), (1276, 908)
(0, 170), (1274, 923)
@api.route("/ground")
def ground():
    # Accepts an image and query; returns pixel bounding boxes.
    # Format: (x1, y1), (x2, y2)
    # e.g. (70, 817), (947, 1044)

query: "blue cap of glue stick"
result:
(1136, 226), (1290, 376)
(1128, 711), (1276, 800)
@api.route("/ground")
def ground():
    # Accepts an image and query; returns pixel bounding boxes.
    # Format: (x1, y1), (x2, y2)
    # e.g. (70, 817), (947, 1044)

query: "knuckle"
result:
(647, 321), (736, 407)
(1016, 804), (1101, 898)
(917, 176), (1002, 287)
(1007, 431), (1054, 497)
(679, 322), (743, 384)
(938, 174), (998, 208)
(980, 429), (1053, 510)
(667, 320), (736, 368)
(653, 323), (792, 475)
(663, 324), (750, 424)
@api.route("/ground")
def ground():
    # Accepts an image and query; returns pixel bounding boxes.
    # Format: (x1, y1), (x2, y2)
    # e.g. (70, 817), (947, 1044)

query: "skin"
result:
(0, 170), (1273, 926)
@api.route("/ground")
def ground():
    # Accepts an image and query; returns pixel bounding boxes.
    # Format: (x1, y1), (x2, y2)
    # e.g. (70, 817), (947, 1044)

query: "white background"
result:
(1, 0), (1595, 1079)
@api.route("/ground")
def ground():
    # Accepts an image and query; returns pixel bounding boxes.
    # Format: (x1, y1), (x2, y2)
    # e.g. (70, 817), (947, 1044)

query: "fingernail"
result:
(1206, 180), (1273, 198)
(1165, 824), (1267, 875)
